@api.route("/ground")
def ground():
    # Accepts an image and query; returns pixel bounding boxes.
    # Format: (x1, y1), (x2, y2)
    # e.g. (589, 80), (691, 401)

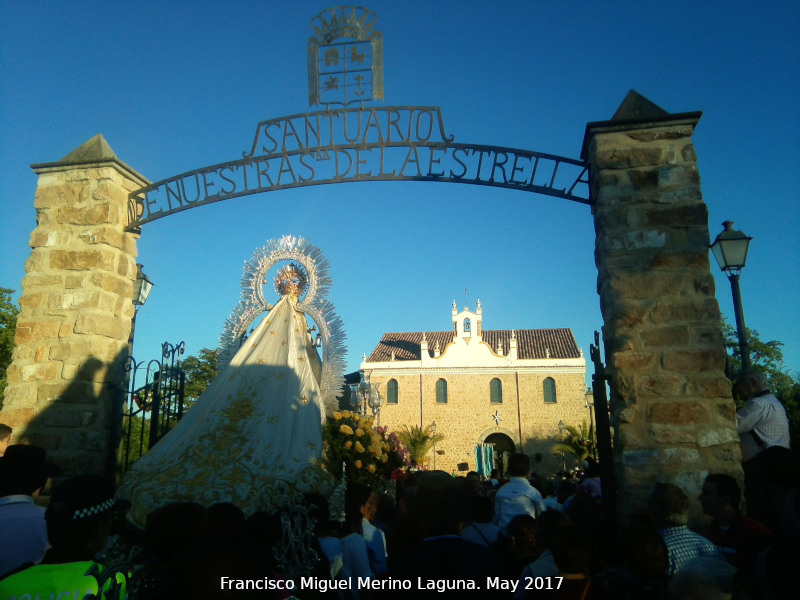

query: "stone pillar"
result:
(582, 92), (741, 518)
(0, 135), (148, 476)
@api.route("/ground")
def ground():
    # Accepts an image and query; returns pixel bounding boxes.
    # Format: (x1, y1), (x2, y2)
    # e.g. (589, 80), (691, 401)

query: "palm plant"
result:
(551, 420), (595, 467)
(396, 424), (445, 468)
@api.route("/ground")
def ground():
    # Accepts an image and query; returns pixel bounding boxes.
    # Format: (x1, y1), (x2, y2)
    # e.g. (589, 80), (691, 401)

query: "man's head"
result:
(0, 424), (11, 457)
(734, 369), (769, 402)
(0, 444), (60, 497)
(700, 474), (741, 517)
(45, 474), (130, 559)
(649, 482), (690, 528)
(507, 453), (531, 478)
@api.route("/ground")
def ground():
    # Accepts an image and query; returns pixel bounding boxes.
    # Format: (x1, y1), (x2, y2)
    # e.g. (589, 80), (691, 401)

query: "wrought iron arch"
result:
(125, 106), (590, 232)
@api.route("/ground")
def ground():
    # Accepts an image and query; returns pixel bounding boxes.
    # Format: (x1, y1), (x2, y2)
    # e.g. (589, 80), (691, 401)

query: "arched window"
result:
(436, 378), (448, 404)
(387, 379), (398, 404)
(543, 377), (557, 403)
(490, 378), (503, 403)
(464, 318), (471, 332)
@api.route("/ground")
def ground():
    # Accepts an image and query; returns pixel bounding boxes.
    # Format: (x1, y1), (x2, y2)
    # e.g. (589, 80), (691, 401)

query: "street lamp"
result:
(129, 264), (154, 349)
(710, 221), (753, 369)
(431, 421), (438, 470)
(132, 264), (154, 309)
(349, 372), (384, 423)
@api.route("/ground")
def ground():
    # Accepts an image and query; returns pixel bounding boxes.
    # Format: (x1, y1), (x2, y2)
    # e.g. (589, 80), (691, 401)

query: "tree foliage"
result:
(180, 347), (222, 409)
(0, 288), (20, 408)
(395, 424), (444, 468)
(551, 420), (596, 467)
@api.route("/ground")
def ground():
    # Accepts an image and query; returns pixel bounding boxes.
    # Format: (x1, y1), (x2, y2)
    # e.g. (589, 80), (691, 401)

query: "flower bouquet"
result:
(322, 411), (409, 489)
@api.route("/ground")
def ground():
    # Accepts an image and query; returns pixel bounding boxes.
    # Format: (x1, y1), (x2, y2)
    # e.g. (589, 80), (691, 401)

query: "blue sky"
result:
(1, 1), (798, 381)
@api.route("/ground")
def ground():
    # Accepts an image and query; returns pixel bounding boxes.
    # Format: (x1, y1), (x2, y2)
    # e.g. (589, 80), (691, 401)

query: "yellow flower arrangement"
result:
(323, 411), (410, 489)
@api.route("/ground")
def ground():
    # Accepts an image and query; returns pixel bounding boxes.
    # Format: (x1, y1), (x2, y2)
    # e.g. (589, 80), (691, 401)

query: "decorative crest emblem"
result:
(308, 6), (384, 107)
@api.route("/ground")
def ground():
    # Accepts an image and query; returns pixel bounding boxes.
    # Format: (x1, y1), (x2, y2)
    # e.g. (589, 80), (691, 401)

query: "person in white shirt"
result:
(493, 453), (545, 536)
(734, 368), (798, 538)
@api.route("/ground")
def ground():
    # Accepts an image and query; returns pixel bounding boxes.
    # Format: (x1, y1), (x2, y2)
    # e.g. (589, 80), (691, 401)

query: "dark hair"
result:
(0, 423), (11, 439)
(470, 495), (494, 523)
(145, 502), (208, 561)
(507, 453), (531, 477)
(507, 514), (536, 546)
(535, 509), (570, 547)
(206, 502), (246, 539)
(620, 517), (669, 579)
(551, 524), (594, 575)
(649, 483), (689, 527)
(704, 474), (741, 509)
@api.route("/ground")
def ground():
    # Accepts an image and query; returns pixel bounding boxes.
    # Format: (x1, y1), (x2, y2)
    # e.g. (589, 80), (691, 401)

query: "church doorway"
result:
(484, 432), (515, 478)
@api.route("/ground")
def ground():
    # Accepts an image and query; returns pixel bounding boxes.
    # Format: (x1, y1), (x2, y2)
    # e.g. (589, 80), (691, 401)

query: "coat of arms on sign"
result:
(308, 7), (384, 107)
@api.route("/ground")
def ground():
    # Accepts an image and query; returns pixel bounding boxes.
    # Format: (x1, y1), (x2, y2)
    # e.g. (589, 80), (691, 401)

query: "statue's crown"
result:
(310, 6), (377, 44)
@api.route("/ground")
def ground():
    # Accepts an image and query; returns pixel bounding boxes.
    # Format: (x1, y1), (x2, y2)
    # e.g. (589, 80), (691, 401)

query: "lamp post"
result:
(710, 221), (753, 370)
(556, 420), (567, 471)
(431, 421), (438, 470)
(349, 371), (384, 424)
(129, 264), (154, 351)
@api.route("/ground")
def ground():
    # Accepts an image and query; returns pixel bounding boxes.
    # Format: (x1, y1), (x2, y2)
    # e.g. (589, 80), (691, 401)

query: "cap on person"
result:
(0, 445), (61, 495)
(47, 474), (131, 522)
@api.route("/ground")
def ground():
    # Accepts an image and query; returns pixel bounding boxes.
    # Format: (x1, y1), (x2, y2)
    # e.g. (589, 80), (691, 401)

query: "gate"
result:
(590, 330), (617, 525)
(119, 341), (186, 474)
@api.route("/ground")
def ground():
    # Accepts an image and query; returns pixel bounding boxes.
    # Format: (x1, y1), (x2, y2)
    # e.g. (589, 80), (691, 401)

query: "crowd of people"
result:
(0, 368), (796, 599)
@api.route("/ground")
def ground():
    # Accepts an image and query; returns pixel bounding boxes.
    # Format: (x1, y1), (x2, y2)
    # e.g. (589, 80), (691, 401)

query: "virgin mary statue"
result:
(118, 236), (345, 527)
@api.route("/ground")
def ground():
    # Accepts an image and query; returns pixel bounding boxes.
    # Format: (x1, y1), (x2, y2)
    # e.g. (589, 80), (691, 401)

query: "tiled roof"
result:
(365, 329), (580, 362)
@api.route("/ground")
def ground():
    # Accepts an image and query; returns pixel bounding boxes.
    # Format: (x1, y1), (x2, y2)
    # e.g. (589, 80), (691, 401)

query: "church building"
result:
(359, 301), (591, 476)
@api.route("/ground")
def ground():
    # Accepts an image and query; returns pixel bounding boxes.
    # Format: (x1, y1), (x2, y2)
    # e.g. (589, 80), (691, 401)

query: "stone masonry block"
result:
(623, 447), (700, 467)
(89, 272), (132, 297)
(658, 166), (700, 188)
(635, 374), (686, 397)
(650, 298), (720, 324)
(697, 428), (739, 448)
(663, 349), (726, 373)
(34, 183), (89, 208)
(625, 126), (695, 143)
(629, 168), (659, 189)
(15, 320), (60, 344)
(73, 313), (129, 340)
(613, 351), (656, 371)
(57, 204), (111, 226)
(594, 146), (664, 169)
(644, 205), (708, 229)
(648, 424), (697, 445)
(29, 230), (73, 248)
(649, 400), (710, 425)
(641, 325), (690, 348)
(18, 293), (45, 309)
(686, 376), (734, 400)
(79, 228), (125, 251)
(50, 249), (115, 271)
(48, 291), (102, 311)
(22, 274), (63, 288)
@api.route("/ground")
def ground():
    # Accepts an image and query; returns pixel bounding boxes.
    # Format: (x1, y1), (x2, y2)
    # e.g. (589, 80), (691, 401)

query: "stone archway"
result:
(1, 91), (741, 519)
(484, 431), (516, 478)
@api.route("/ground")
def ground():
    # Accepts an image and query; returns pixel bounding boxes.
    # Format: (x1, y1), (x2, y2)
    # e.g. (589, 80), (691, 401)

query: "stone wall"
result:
(371, 371), (588, 474)
(0, 137), (146, 475)
(583, 94), (741, 518)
